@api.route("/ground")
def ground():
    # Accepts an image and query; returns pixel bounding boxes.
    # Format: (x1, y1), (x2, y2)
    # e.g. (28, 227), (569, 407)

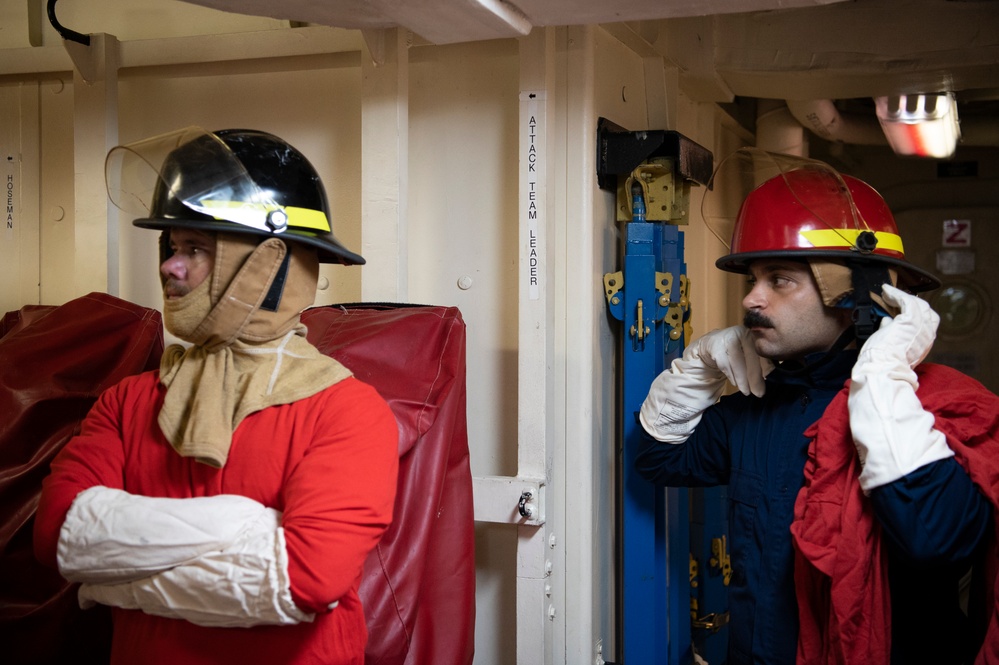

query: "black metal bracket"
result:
(596, 118), (713, 191)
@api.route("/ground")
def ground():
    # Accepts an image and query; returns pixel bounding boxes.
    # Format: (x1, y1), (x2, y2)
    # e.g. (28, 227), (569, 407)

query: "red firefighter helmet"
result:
(710, 150), (939, 292)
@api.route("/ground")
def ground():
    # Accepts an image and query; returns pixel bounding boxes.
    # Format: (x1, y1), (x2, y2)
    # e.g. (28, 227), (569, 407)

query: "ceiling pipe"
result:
(756, 99), (808, 157)
(785, 99), (886, 147)
(787, 98), (999, 151)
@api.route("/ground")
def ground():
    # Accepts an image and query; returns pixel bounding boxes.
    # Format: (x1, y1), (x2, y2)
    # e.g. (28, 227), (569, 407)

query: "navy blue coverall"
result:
(635, 349), (992, 665)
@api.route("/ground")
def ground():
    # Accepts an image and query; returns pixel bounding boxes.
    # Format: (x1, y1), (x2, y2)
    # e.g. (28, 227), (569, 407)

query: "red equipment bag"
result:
(303, 303), (476, 665)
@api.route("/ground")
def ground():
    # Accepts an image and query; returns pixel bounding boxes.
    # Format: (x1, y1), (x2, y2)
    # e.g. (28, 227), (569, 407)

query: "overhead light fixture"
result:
(874, 93), (961, 159)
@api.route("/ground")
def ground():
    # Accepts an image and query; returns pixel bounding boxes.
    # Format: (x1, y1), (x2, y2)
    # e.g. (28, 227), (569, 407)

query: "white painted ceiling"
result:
(179, 0), (999, 122)
(180, 0), (847, 46)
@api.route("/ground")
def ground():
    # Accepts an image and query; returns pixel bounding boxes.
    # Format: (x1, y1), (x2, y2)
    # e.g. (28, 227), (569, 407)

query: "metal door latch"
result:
(518, 490), (536, 519)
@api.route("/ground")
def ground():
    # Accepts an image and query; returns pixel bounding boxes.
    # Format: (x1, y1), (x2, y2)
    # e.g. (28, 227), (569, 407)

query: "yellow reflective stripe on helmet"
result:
(799, 229), (904, 253)
(284, 207), (331, 233)
(198, 201), (331, 233)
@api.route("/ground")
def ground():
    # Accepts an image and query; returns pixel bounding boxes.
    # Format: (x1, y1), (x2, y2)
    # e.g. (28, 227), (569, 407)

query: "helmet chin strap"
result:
(259, 249), (291, 312)
(779, 263), (891, 379)
(846, 258), (893, 345)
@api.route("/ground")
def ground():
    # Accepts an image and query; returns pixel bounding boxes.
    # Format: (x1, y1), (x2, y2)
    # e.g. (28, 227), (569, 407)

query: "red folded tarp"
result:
(0, 293), (165, 665)
(303, 303), (475, 665)
(1, 295), (475, 665)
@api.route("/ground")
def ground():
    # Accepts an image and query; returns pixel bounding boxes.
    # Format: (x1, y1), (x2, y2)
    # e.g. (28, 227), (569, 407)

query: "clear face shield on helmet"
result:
(105, 127), (295, 234)
(701, 147), (881, 260)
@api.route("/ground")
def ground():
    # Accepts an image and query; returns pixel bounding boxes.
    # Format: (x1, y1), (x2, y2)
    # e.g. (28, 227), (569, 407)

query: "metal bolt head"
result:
(267, 209), (289, 232)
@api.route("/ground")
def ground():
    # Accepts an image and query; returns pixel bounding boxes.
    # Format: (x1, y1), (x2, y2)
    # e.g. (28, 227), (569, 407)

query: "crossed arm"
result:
(34, 376), (399, 628)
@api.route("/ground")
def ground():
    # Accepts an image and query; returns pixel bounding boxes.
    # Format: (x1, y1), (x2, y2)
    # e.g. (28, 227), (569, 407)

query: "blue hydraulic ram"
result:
(597, 120), (716, 665)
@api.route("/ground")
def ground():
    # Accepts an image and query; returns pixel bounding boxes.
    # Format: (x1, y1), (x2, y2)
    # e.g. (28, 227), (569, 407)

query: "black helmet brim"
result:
(134, 217), (365, 266)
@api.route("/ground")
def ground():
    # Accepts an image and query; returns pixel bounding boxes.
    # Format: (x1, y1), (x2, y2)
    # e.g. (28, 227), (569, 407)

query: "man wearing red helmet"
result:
(33, 128), (399, 665)
(637, 151), (998, 665)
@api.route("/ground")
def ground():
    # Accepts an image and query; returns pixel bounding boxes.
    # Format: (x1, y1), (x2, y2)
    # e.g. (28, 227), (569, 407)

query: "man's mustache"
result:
(163, 279), (192, 299)
(744, 310), (774, 329)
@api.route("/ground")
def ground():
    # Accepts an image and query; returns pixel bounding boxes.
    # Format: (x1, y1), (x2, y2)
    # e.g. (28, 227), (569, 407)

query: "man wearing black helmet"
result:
(637, 150), (999, 665)
(33, 128), (399, 665)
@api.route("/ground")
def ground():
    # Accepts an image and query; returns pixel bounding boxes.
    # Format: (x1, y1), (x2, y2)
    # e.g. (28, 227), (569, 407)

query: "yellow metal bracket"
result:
(604, 270), (691, 346)
(655, 271), (691, 345)
(616, 158), (690, 225)
(631, 299), (649, 341)
(709, 535), (733, 586)
(603, 271), (623, 307)
(655, 271), (673, 306)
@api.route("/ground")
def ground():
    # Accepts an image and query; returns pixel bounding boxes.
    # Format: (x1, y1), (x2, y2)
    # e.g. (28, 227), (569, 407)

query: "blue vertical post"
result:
(620, 219), (691, 665)
(690, 485), (730, 664)
(659, 224), (691, 665)
(598, 125), (712, 665)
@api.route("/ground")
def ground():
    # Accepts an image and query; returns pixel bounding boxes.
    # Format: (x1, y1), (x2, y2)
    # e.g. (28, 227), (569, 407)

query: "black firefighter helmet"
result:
(106, 126), (364, 265)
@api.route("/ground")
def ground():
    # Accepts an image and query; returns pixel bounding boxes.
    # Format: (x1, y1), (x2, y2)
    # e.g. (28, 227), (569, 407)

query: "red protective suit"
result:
(792, 362), (999, 665)
(33, 370), (399, 665)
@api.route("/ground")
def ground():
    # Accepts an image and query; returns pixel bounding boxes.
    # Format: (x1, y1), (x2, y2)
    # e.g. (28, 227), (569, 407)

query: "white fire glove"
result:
(640, 326), (773, 443)
(59, 486), (315, 627)
(849, 284), (954, 492)
(76, 512), (315, 627)
(58, 486), (274, 584)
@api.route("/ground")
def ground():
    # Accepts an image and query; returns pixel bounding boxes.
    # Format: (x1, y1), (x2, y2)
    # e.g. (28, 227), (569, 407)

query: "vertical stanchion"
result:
(618, 221), (691, 665)
(618, 220), (665, 664)
(599, 125), (711, 665)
